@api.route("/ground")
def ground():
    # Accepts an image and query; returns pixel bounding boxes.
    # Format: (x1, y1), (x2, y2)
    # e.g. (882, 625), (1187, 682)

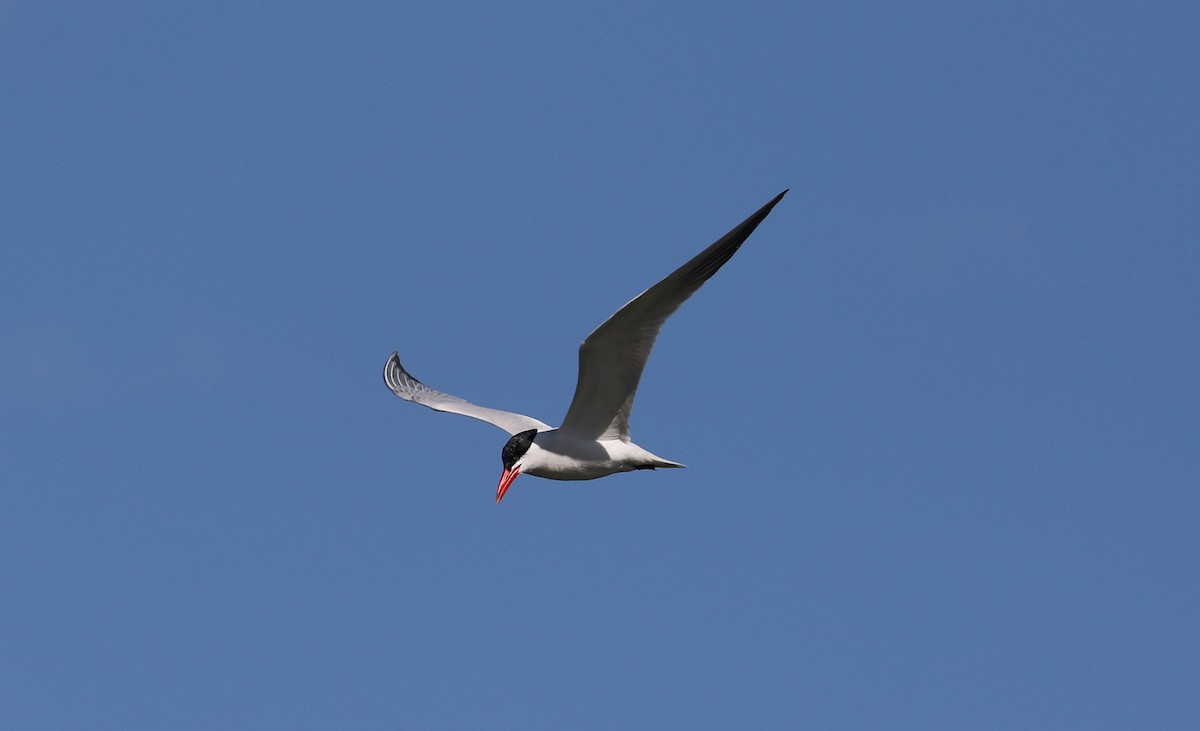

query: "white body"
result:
(519, 429), (684, 481)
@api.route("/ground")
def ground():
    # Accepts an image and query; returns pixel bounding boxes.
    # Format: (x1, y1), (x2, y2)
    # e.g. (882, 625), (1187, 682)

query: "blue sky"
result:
(2, 1), (1197, 728)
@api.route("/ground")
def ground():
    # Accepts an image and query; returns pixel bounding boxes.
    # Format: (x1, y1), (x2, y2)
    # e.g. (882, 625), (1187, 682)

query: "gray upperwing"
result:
(383, 352), (552, 435)
(557, 190), (788, 440)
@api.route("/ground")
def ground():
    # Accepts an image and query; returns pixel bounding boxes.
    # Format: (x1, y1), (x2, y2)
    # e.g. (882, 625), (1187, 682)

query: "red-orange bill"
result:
(496, 467), (520, 503)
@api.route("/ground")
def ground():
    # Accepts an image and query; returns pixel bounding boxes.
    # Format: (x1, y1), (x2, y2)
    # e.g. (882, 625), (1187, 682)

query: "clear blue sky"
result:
(2, 2), (1197, 728)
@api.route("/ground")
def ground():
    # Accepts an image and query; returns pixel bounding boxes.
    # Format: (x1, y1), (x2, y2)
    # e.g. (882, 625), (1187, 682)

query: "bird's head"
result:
(496, 429), (538, 503)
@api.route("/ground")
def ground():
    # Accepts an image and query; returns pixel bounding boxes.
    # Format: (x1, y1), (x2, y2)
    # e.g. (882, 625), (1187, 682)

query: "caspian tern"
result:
(384, 190), (787, 502)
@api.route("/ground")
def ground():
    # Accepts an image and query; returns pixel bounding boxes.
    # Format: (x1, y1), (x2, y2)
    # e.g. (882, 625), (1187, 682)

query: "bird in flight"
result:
(384, 190), (787, 502)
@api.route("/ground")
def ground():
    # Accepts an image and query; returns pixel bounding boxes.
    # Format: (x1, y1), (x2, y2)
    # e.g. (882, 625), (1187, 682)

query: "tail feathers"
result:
(641, 457), (686, 470)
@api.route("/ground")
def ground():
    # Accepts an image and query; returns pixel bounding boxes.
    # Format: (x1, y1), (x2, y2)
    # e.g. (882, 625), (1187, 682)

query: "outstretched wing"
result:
(557, 190), (787, 441)
(383, 352), (552, 435)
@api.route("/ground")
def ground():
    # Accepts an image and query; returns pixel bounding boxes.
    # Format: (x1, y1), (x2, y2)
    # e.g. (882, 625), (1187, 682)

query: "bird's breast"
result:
(521, 433), (638, 481)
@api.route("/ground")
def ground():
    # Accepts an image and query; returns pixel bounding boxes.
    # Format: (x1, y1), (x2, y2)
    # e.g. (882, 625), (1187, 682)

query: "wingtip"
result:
(383, 351), (403, 387)
(738, 189), (788, 227)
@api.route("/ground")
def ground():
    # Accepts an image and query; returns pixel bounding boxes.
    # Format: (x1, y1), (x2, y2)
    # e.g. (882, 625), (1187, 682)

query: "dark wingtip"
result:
(383, 351), (403, 387)
(734, 189), (789, 235)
